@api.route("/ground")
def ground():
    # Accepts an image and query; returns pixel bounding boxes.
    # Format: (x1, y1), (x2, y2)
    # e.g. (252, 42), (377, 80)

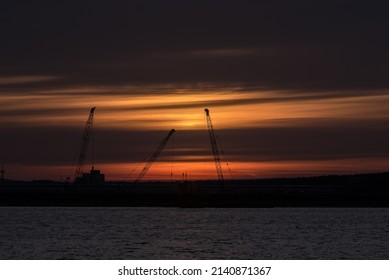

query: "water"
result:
(0, 207), (388, 259)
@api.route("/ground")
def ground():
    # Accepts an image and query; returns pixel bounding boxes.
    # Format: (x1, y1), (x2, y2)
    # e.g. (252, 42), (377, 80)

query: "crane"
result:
(74, 107), (96, 183)
(135, 129), (176, 183)
(204, 108), (224, 182)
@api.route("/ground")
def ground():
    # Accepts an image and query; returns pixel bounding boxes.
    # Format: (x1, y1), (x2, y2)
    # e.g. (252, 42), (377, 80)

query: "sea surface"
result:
(0, 207), (388, 259)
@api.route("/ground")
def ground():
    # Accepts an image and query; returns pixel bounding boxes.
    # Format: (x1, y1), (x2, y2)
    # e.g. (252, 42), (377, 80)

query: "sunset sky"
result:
(1, 1), (389, 181)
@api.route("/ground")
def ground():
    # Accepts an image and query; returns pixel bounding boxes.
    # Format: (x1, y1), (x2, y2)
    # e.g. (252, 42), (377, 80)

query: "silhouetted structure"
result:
(74, 107), (96, 183)
(205, 108), (224, 182)
(74, 167), (105, 185)
(135, 129), (176, 183)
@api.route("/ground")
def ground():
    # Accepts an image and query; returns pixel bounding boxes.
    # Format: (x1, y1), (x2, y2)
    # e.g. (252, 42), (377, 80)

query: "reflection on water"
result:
(0, 207), (388, 259)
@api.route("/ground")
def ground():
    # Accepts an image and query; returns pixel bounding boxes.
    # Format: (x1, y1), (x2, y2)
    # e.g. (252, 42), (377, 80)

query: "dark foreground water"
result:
(0, 207), (388, 259)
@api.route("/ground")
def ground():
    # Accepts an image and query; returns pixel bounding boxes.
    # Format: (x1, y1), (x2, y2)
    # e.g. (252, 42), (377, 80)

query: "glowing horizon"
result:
(1, 82), (389, 181)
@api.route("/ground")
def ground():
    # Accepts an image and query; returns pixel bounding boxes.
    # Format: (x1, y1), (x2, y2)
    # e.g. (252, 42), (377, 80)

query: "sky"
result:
(1, 0), (389, 181)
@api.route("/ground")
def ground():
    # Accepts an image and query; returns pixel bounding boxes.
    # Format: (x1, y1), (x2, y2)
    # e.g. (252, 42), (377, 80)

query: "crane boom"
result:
(204, 108), (224, 181)
(74, 107), (96, 182)
(135, 129), (176, 183)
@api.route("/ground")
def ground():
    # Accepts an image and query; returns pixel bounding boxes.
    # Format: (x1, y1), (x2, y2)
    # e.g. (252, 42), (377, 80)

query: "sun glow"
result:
(2, 86), (389, 130)
(2, 84), (389, 180)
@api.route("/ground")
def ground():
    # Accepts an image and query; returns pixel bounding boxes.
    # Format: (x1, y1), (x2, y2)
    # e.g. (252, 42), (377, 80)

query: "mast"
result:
(74, 107), (96, 182)
(135, 129), (176, 183)
(204, 108), (224, 182)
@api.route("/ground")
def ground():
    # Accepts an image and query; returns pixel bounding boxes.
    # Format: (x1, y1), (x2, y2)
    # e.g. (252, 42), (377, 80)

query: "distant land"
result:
(0, 172), (389, 207)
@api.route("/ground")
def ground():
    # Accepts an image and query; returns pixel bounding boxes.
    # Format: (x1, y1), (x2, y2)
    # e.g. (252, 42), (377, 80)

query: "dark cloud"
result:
(1, 1), (389, 179)
(1, 0), (388, 91)
(1, 119), (389, 166)
(219, 120), (389, 162)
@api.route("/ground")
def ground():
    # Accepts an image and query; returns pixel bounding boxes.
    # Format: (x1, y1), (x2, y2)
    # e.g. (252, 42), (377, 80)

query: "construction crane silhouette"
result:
(204, 108), (224, 182)
(135, 129), (176, 183)
(74, 107), (96, 183)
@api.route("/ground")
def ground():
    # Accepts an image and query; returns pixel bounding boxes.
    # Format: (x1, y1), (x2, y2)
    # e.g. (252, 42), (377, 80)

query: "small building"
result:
(75, 167), (105, 185)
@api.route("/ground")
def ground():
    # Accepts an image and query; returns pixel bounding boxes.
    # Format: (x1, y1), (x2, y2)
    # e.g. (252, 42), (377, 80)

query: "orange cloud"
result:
(2, 83), (389, 180)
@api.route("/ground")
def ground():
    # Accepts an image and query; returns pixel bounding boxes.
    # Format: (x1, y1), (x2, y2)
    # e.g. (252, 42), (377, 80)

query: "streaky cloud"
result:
(0, 75), (61, 85)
